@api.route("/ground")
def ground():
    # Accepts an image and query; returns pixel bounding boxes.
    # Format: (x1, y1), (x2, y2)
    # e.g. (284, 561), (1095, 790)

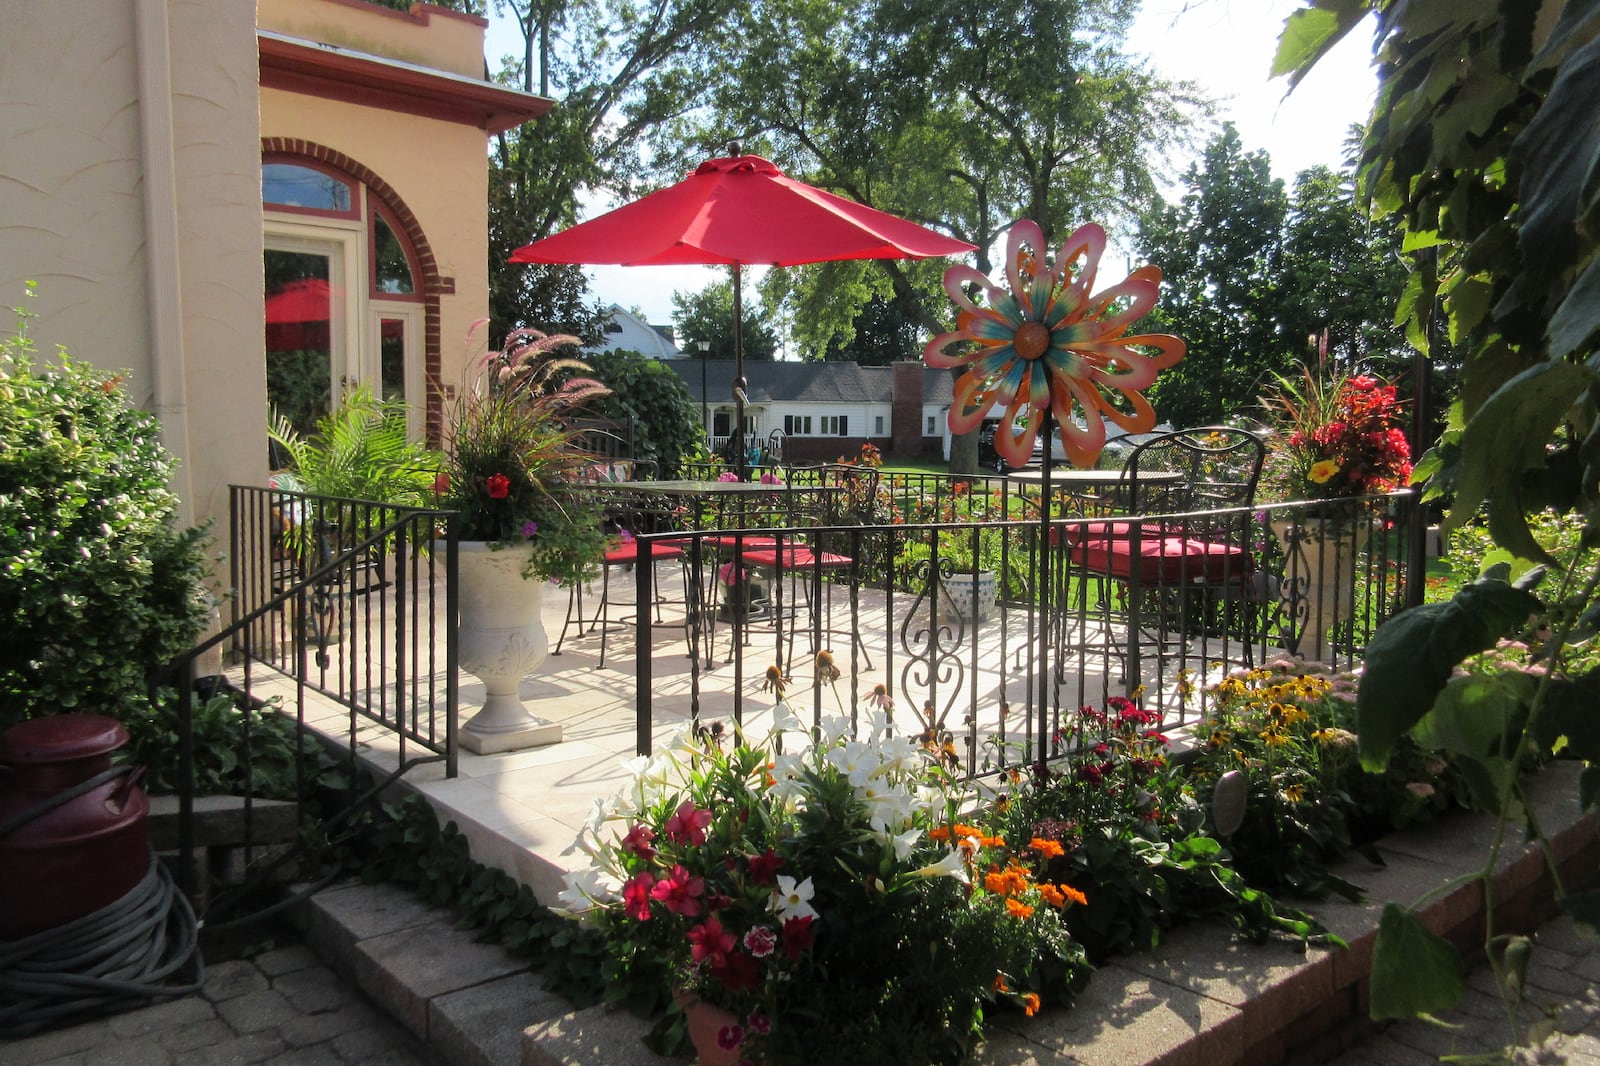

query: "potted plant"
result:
(432, 327), (611, 752)
(895, 485), (1030, 624)
(1257, 368), (1412, 661)
(556, 673), (1092, 1065)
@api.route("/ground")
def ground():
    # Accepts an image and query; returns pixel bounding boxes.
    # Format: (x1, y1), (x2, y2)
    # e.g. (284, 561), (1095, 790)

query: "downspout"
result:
(135, 0), (195, 527)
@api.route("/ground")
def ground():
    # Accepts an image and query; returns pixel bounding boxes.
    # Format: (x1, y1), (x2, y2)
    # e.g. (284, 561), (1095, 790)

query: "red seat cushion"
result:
(740, 546), (853, 570)
(603, 541), (685, 565)
(1069, 530), (1252, 586)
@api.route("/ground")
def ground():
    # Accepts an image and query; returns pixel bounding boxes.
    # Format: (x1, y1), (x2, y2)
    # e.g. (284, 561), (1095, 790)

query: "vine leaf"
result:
(1357, 576), (1542, 772)
(1370, 903), (1465, 1020)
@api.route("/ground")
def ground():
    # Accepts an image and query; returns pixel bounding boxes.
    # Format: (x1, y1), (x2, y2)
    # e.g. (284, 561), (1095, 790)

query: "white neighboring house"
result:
(587, 304), (680, 359)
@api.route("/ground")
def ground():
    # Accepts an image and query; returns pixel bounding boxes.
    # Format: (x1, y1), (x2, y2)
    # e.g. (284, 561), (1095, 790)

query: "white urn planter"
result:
(1270, 514), (1373, 666)
(456, 541), (561, 754)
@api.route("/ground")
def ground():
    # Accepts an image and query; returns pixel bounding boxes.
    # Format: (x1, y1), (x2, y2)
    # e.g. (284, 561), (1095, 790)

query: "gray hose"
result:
(0, 850), (204, 1037)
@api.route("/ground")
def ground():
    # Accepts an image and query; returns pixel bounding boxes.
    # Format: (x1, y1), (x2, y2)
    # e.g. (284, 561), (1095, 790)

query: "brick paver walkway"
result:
(1328, 913), (1600, 1066)
(0, 944), (432, 1066)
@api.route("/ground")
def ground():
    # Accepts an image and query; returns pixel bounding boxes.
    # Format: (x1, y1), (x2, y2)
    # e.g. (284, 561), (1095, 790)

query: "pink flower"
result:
(746, 1012), (771, 1036)
(746, 848), (783, 886)
(716, 1023), (745, 1051)
(520, 520), (539, 538)
(780, 915), (815, 958)
(742, 925), (777, 958)
(687, 914), (736, 967)
(650, 864), (705, 916)
(664, 801), (713, 846)
(622, 872), (654, 921)
(717, 471), (740, 482)
(621, 823), (656, 860)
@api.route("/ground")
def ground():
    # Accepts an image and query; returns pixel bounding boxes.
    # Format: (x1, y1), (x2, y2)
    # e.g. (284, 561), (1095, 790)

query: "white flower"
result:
(827, 741), (877, 787)
(873, 734), (922, 772)
(771, 698), (804, 736)
(877, 827), (923, 861)
(819, 714), (853, 743)
(770, 874), (818, 921)
(910, 848), (971, 883)
(555, 868), (617, 915)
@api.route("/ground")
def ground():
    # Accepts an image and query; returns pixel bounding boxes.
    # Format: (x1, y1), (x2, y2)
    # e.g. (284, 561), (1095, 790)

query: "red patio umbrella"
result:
(510, 152), (975, 474)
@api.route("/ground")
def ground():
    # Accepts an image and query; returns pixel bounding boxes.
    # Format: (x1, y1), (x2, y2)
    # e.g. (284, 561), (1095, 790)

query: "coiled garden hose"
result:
(0, 766), (204, 1038)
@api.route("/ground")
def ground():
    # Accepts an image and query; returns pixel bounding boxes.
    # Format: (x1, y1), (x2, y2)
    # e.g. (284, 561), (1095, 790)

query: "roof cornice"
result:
(258, 29), (553, 135)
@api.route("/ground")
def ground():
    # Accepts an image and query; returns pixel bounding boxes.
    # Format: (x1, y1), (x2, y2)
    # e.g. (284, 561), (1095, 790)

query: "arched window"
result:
(262, 153), (427, 444)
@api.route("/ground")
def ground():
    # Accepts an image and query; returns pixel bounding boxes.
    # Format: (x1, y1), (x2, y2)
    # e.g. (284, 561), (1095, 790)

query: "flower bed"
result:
(548, 655), (1462, 1064)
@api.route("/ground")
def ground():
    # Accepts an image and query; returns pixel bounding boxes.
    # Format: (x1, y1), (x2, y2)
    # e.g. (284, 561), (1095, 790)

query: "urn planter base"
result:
(456, 541), (562, 754)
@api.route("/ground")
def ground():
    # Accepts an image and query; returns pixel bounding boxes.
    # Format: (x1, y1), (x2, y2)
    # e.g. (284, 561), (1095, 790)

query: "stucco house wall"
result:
(0, 0), (266, 529)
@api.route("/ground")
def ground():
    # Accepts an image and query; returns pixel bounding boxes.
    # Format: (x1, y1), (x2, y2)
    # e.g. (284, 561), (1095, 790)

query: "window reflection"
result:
(262, 163), (353, 212)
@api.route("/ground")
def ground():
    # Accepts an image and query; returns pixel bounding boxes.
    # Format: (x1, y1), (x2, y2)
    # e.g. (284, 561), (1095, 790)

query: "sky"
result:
(491, 0), (1379, 327)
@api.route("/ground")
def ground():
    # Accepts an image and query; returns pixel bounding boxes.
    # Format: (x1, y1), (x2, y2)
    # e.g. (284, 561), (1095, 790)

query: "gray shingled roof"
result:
(664, 360), (954, 405)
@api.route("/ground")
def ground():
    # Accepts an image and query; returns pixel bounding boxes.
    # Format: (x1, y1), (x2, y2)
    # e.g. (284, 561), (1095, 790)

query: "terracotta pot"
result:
(675, 991), (745, 1066)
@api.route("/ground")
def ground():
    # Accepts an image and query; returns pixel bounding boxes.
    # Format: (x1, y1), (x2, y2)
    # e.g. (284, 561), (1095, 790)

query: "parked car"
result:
(977, 419), (1055, 473)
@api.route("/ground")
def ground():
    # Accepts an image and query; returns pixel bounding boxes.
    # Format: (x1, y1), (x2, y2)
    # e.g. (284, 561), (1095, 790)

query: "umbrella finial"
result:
(726, 139), (743, 157)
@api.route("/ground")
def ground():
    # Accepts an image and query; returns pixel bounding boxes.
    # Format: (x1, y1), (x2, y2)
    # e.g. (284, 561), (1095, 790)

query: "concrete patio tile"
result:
(414, 775), (547, 833)
(1117, 922), (1338, 1034)
(990, 962), (1246, 1066)
(302, 882), (446, 969)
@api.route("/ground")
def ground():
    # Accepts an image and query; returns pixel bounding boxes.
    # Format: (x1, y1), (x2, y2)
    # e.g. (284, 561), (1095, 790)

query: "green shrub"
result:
(0, 286), (212, 728)
(584, 348), (704, 477)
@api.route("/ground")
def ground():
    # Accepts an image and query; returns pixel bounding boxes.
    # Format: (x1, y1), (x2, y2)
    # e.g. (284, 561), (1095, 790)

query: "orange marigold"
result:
(993, 973), (1010, 993)
(1037, 883), (1066, 908)
(1005, 898), (1035, 919)
(1059, 883), (1088, 907)
(1029, 837), (1065, 858)
(1023, 993), (1041, 1017)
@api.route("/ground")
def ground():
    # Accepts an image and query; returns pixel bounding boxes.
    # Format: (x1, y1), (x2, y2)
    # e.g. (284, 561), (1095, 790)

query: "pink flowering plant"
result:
(432, 325), (609, 583)
(557, 672), (1090, 1065)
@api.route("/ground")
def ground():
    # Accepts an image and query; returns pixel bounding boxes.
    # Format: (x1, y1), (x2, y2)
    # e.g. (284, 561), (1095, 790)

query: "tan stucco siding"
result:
(0, 0), (266, 534)
(258, 0), (487, 80)
(261, 86), (489, 392)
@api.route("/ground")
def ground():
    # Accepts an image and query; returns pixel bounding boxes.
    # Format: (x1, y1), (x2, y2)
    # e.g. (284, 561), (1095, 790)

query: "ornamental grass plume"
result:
(433, 324), (610, 584)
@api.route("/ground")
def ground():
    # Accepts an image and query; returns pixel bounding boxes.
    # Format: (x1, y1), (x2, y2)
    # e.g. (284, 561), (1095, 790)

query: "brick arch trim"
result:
(261, 138), (454, 443)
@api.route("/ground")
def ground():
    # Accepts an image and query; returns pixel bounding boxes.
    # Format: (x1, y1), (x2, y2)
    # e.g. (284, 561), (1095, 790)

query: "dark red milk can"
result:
(0, 714), (150, 940)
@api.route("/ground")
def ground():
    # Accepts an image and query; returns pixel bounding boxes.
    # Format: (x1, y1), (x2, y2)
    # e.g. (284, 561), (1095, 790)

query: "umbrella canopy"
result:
(510, 153), (975, 474)
(509, 155), (974, 268)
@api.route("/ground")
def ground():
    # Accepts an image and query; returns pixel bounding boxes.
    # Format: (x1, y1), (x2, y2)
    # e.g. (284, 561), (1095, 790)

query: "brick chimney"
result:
(891, 361), (925, 459)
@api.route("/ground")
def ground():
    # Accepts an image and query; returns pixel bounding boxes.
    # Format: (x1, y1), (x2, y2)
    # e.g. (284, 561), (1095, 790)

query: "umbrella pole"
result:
(733, 262), (747, 481)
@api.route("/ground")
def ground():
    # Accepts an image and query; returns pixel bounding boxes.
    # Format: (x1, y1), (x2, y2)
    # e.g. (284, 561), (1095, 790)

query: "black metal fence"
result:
(146, 487), (457, 920)
(629, 482), (1421, 778)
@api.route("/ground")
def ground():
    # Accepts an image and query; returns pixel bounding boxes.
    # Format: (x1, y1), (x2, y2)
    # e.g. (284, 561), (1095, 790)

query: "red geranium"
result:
(485, 472), (511, 499)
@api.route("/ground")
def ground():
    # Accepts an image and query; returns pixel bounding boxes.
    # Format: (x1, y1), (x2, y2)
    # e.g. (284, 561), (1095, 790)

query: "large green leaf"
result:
(1532, 669), (1600, 760)
(1357, 576), (1543, 771)
(1548, 255), (1600, 360)
(1271, 0), (1370, 84)
(1513, 33), (1600, 292)
(1370, 903), (1466, 1019)
(1414, 672), (1534, 758)
(1448, 360), (1596, 559)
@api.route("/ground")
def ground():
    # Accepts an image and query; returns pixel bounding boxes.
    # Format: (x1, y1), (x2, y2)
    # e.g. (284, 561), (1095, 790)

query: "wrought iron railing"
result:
(630, 490), (1421, 777)
(141, 488), (457, 921)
